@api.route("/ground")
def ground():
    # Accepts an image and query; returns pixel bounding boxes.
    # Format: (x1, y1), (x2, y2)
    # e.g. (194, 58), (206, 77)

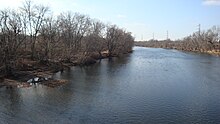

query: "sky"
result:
(0, 0), (220, 41)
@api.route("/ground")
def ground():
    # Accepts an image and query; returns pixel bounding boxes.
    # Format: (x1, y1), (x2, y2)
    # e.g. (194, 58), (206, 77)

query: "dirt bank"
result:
(0, 51), (132, 89)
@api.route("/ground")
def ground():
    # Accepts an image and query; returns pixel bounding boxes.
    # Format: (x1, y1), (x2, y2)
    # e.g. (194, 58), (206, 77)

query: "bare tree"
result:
(39, 16), (61, 61)
(0, 1), (135, 77)
(139, 26), (219, 54)
(57, 12), (91, 61)
(20, 0), (49, 59)
(83, 20), (106, 58)
(0, 10), (26, 75)
(106, 25), (122, 57)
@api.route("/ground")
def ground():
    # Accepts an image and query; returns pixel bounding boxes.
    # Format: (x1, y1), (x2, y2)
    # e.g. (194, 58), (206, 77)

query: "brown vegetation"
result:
(135, 26), (220, 55)
(43, 80), (68, 88)
(0, 1), (134, 88)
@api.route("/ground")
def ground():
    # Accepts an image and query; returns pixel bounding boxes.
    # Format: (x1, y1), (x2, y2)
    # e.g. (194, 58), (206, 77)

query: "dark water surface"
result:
(1, 47), (220, 124)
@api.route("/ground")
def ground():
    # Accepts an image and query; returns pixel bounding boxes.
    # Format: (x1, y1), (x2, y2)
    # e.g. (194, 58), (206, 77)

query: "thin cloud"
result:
(203, 0), (220, 6)
(117, 14), (127, 19)
(0, 0), (23, 9)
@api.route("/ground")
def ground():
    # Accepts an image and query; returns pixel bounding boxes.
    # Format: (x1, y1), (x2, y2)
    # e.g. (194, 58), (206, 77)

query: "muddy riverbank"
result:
(0, 51), (133, 89)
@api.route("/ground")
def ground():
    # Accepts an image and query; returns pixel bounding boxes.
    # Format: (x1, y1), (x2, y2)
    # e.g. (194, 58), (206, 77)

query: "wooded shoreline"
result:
(0, 1), (134, 88)
(0, 50), (133, 89)
(135, 42), (220, 56)
(135, 25), (220, 56)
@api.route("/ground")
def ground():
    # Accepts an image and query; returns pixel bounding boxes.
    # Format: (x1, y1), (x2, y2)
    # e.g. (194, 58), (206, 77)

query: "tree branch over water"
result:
(0, 1), (134, 79)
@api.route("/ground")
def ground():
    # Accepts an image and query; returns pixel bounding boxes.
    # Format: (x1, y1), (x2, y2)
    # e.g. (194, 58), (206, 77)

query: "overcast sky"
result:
(0, 0), (220, 40)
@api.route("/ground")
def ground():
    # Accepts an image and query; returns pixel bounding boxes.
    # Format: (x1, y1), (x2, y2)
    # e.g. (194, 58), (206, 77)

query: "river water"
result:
(1, 47), (220, 124)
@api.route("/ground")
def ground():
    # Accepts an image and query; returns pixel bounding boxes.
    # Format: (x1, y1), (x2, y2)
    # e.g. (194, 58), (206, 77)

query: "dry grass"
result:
(1, 78), (68, 88)
(3, 79), (31, 88)
(42, 80), (68, 88)
(207, 50), (220, 55)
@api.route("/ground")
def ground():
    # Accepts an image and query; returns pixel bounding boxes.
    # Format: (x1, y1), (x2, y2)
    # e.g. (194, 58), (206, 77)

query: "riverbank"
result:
(0, 50), (133, 89)
(0, 59), (67, 88)
(137, 45), (220, 56)
(165, 47), (220, 56)
(1, 47), (220, 124)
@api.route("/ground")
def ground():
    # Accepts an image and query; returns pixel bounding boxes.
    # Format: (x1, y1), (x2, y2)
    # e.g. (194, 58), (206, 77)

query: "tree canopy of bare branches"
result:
(0, 1), (134, 76)
(136, 26), (220, 54)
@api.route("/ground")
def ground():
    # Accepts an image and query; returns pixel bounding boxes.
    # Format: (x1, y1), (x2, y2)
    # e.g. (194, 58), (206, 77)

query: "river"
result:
(1, 47), (220, 124)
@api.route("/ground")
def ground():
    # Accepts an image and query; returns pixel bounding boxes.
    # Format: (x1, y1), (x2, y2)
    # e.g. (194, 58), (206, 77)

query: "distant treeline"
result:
(136, 26), (220, 54)
(0, 1), (134, 75)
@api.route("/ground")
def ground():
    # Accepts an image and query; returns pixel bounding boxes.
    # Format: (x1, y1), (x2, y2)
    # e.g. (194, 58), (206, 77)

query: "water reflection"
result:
(1, 47), (220, 123)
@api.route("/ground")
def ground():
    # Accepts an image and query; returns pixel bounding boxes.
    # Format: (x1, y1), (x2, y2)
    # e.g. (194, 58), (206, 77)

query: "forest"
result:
(136, 26), (220, 55)
(0, 1), (134, 80)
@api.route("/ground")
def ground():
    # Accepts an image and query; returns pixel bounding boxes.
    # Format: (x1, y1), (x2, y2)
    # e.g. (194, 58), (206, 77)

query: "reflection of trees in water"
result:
(6, 89), (21, 111)
(0, 52), (132, 123)
(0, 88), (23, 123)
(54, 65), (105, 117)
(52, 64), (103, 108)
(47, 55), (132, 116)
(78, 65), (103, 91)
(107, 55), (131, 75)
